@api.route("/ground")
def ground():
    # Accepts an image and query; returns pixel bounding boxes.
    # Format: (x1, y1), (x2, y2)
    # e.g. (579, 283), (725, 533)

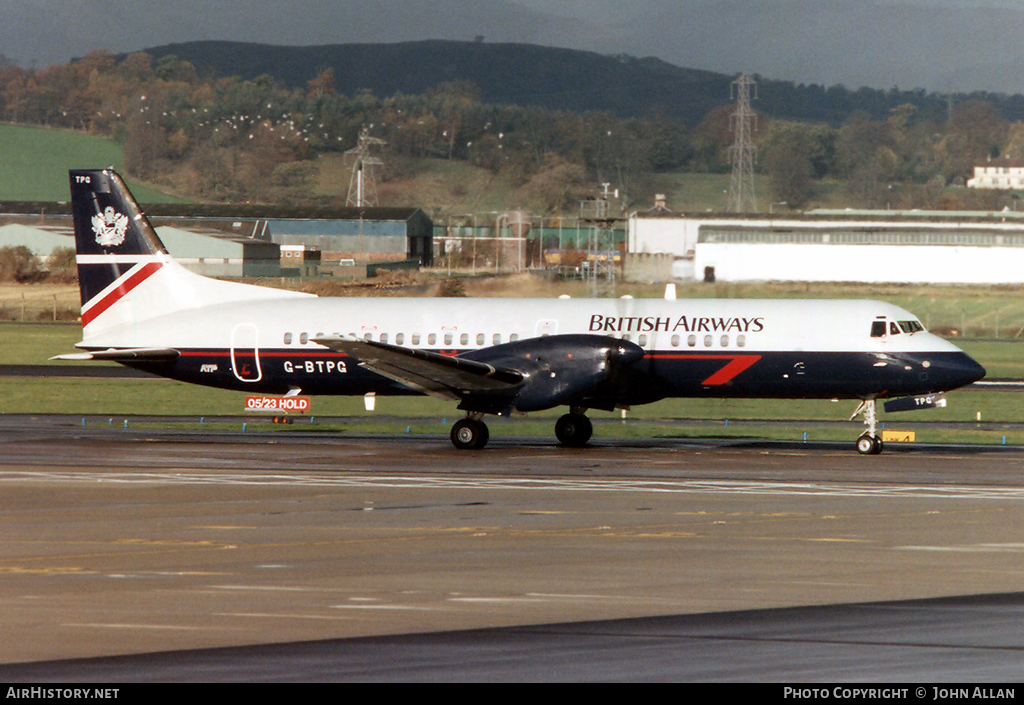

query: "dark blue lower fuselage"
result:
(119, 347), (985, 410)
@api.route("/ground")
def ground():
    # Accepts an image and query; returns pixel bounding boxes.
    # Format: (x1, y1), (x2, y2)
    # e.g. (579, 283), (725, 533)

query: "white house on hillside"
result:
(967, 157), (1024, 189)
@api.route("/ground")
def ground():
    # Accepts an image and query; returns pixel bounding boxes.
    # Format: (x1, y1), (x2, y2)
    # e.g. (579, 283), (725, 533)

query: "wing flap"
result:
(313, 336), (524, 400)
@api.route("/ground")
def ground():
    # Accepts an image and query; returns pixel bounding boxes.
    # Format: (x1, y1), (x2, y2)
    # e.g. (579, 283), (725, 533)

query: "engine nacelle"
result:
(466, 334), (644, 412)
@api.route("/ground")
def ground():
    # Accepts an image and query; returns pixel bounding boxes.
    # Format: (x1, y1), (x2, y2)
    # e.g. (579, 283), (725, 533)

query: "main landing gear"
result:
(851, 399), (883, 455)
(554, 411), (593, 447)
(450, 415), (489, 450)
(448, 409), (595, 450)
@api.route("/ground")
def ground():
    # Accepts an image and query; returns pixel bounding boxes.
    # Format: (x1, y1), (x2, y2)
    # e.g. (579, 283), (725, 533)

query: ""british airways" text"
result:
(589, 314), (764, 334)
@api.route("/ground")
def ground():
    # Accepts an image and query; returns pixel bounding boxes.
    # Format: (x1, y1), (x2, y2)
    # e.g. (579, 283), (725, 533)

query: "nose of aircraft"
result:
(936, 352), (986, 391)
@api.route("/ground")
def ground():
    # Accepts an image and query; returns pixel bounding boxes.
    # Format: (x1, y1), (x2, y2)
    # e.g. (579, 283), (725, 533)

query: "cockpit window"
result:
(898, 320), (924, 334)
(870, 321), (887, 338)
(890, 321), (901, 335)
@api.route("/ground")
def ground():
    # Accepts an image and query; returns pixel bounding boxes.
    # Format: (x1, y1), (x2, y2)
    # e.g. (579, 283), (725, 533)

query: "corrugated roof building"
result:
(0, 223), (280, 277)
(0, 202), (435, 271)
(264, 207), (433, 266)
(155, 227), (281, 277)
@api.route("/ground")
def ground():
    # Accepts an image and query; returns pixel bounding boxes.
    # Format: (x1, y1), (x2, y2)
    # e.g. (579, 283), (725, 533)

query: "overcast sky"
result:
(516, 0), (1022, 17)
(5, 0), (1024, 93)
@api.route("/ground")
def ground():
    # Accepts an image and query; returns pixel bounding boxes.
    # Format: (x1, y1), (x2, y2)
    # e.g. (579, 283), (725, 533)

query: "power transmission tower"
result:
(727, 74), (758, 213)
(345, 128), (386, 207)
(580, 183), (620, 297)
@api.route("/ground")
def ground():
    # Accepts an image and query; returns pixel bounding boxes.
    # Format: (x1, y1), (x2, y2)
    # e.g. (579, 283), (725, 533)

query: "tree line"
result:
(0, 246), (75, 284)
(1, 50), (1022, 213)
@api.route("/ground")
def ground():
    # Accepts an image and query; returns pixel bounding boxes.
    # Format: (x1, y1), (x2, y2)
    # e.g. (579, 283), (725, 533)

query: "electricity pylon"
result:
(345, 128), (386, 207)
(727, 74), (758, 214)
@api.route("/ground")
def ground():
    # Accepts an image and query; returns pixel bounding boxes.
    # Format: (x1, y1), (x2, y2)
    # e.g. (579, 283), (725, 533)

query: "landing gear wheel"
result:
(856, 434), (883, 455)
(555, 413), (593, 447)
(852, 400), (883, 455)
(451, 418), (489, 450)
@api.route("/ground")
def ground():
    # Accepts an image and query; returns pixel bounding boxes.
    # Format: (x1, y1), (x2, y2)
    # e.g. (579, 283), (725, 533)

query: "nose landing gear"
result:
(851, 399), (883, 455)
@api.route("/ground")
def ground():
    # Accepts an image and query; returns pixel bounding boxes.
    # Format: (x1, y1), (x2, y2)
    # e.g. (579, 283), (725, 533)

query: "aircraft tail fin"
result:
(69, 169), (170, 313)
(68, 168), (311, 342)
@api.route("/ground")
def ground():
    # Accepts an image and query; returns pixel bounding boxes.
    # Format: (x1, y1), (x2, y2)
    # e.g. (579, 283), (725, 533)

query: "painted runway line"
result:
(3, 469), (1024, 501)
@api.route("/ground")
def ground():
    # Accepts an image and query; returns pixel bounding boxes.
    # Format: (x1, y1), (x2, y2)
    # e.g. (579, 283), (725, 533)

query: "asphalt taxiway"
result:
(1, 416), (1024, 680)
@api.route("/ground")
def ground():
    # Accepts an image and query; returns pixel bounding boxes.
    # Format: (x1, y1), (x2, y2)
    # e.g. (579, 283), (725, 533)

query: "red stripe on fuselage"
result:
(81, 262), (164, 326)
(649, 353), (762, 385)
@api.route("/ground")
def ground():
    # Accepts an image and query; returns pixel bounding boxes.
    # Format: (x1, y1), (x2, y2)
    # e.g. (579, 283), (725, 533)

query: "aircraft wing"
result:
(49, 347), (180, 362)
(313, 335), (524, 401)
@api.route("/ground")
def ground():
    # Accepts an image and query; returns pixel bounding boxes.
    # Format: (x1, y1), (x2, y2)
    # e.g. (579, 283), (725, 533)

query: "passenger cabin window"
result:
(412, 334), (421, 346)
(510, 334), (519, 342)
(380, 333), (388, 344)
(493, 334), (501, 345)
(460, 333), (469, 346)
(299, 332), (309, 345)
(428, 333), (437, 346)
(671, 334), (680, 347)
(638, 334), (648, 346)
(395, 333), (404, 345)
(444, 333), (453, 346)
(477, 334), (485, 346)
(283, 332), (292, 345)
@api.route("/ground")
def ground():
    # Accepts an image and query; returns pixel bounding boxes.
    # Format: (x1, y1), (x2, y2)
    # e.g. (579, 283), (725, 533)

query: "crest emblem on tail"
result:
(91, 206), (129, 247)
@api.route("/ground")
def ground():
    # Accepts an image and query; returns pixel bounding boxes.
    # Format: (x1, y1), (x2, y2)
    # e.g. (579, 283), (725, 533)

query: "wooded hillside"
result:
(2, 43), (1023, 214)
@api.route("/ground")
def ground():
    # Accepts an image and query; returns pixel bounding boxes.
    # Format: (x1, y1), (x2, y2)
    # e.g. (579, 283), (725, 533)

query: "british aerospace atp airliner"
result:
(54, 169), (985, 453)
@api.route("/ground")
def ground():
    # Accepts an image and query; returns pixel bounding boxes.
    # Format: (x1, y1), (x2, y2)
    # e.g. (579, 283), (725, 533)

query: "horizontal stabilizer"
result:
(50, 347), (180, 362)
(313, 335), (523, 400)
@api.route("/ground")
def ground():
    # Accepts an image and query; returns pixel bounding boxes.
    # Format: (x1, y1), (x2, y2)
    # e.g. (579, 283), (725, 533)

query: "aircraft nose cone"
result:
(937, 353), (986, 390)
(960, 355), (987, 385)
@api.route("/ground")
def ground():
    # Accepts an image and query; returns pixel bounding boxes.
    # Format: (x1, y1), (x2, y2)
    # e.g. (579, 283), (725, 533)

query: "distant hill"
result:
(133, 40), (1007, 127)
(12, 0), (1024, 96)
(138, 40), (733, 124)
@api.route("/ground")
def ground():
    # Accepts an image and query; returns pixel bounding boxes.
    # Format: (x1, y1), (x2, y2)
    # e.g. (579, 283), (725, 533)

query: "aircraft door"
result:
(230, 323), (262, 382)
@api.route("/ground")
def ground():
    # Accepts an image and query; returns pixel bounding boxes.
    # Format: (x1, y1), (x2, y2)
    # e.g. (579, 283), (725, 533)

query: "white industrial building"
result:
(627, 208), (1024, 284)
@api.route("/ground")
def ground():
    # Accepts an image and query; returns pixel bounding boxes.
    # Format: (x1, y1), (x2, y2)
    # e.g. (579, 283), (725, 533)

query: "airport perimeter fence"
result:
(918, 310), (1024, 340)
(0, 290), (81, 322)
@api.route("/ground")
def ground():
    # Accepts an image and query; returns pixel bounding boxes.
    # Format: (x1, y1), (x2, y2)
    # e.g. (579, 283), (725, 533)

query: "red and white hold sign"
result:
(245, 396), (310, 413)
